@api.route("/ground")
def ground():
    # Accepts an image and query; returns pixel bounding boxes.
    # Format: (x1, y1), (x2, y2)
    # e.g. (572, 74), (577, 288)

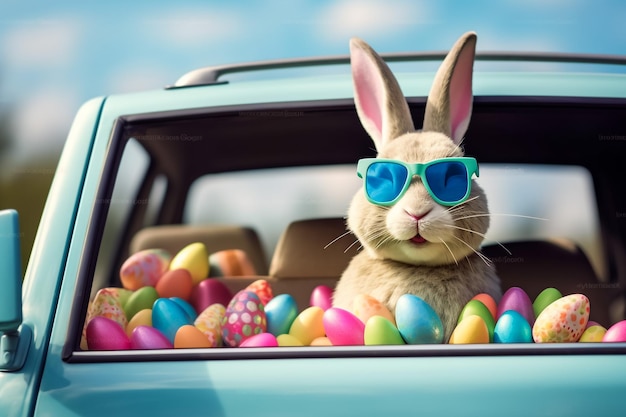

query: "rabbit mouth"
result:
(410, 234), (428, 244)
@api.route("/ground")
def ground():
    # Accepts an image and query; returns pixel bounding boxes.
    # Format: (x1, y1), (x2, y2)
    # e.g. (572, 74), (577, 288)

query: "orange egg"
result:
(352, 294), (395, 325)
(174, 325), (213, 348)
(126, 309), (152, 337)
(472, 293), (497, 320)
(156, 269), (193, 301)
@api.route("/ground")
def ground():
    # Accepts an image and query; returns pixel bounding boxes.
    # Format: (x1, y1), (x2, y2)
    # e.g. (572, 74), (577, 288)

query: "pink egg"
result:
(130, 325), (174, 349)
(310, 285), (333, 311)
(190, 279), (233, 313)
(221, 290), (267, 347)
(239, 333), (279, 347)
(603, 320), (626, 342)
(86, 316), (131, 350)
(497, 287), (535, 325)
(120, 249), (171, 291)
(323, 307), (365, 346)
(245, 279), (274, 306)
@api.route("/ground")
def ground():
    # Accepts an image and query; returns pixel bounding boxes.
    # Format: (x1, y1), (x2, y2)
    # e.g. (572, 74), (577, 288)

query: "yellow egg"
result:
(310, 336), (333, 346)
(277, 334), (305, 346)
(170, 242), (209, 285)
(126, 309), (152, 337)
(289, 306), (325, 345)
(352, 294), (395, 326)
(579, 325), (607, 342)
(174, 325), (213, 348)
(449, 315), (490, 344)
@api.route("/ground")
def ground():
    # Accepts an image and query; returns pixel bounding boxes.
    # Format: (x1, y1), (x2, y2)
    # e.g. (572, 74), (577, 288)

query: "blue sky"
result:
(1, 0), (625, 164)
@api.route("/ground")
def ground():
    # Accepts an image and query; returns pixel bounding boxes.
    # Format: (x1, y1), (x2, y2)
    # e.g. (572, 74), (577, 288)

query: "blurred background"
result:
(2, 0), (626, 272)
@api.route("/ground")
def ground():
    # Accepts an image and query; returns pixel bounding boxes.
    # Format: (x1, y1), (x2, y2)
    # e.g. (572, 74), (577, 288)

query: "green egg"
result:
(533, 287), (563, 318)
(364, 316), (405, 345)
(124, 286), (159, 321)
(458, 300), (495, 342)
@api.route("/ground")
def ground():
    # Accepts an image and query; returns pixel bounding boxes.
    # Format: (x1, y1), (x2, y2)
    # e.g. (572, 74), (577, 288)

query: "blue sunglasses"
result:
(357, 157), (479, 206)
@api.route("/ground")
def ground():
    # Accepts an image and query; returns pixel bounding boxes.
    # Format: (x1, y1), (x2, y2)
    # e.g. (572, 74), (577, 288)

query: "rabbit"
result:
(333, 32), (501, 342)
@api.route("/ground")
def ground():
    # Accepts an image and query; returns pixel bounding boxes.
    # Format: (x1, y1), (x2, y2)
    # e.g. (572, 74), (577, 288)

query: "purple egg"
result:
(239, 333), (278, 347)
(323, 307), (365, 346)
(130, 325), (174, 349)
(310, 285), (334, 311)
(603, 320), (626, 342)
(497, 287), (535, 325)
(190, 279), (233, 313)
(86, 316), (131, 350)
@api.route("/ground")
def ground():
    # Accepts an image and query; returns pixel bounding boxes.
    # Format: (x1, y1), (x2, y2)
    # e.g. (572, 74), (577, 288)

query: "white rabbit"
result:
(333, 32), (501, 342)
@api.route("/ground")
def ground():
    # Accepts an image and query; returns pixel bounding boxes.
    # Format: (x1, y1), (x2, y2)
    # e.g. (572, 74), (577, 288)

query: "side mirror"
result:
(0, 209), (30, 371)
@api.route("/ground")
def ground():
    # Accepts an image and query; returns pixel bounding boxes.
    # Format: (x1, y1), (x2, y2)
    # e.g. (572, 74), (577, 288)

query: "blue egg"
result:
(152, 298), (194, 344)
(395, 294), (444, 344)
(169, 297), (198, 321)
(265, 294), (298, 336)
(494, 310), (533, 343)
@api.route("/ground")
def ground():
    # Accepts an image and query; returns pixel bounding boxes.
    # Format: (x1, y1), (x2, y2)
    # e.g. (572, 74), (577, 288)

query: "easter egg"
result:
(323, 308), (365, 346)
(364, 316), (405, 345)
(497, 287), (535, 325)
(245, 279), (273, 305)
(458, 299), (495, 342)
(194, 303), (226, 347)
(310, 285), (334, 311)
(152, 298), (194, 344)
(533, 287), (563, 318)
(310, 336), (333, 346)
(471, 293), (497, 320)
(493, 310), (532, 343)
(155, 269), (193, 301)
(602, 320), (626, 342)
(395, 294), (444, 344)
(209, 249), (257, 277)
(190, 279), (233, 313)
(130, 325), (173, 349)
(82, 287), (130, 349)
(579, 325), (607, 342)
(170, 297), (197, 321)
(120, 249), (171, 291)
(86, 316), (131, 350)
(532, 294), (590, 343)
(265, 294), (298, 337)
(126, 309), (152, 337)
(289, 306), (325, 345)
(221, 290), (267, 347)
(240, 333), (279, 348)
(124, 286), (159, 321)
(174, 325), (213, 348)
(277, 334), (304, 347)
(352, 294), (395, 325)
(170, 242), (209, 285)
(449, 315), (490, 344)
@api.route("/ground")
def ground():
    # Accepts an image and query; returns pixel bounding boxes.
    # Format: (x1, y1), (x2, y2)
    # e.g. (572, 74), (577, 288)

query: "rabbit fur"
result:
(333, 32), (501, 341)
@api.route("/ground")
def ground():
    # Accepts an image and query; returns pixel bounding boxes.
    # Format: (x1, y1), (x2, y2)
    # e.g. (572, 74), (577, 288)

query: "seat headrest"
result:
(269, 218), (359, 279)
(130, 224), (268, 275)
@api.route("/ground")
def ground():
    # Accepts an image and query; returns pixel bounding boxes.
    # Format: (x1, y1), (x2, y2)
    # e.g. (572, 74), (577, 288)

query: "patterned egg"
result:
(82, 287), (130, 349)
(126, 309), (152, 337)
(493, 310), (532, 343)
(471, 293), (497, 320)
(277, 334), (304, 347)
(532, 294), (590, 343)
(194, 303), (226, 347)
(239, 333), (278, 348)
(174, 325), (213, 348)
(170, 242), (209, 285)
(245, 279), (274, 305)
(265, 294), (298, 336)
(86, 316), (131, 350)
(602, 320), (626, 342)
(190, 279), (233, 313)
(289, 306), (325, 345)
(155, 269), (193, 301)
(497, 287), (535, 325)
(579, 325), (607, 342)
(364, 316), (405, 345)
(323, 308), (365, 346)
(458, 299), (495, 342)
(310, 337), (333, 346)
(221, 290), (267, 347)
(352, 294), (395, 326)
(120, 249), (171, 291)
(449, 315), (490, 344)
(124, 286), (159, 321)
(170, 297), (198, 321)
(130, 325), (173, 349)
(152, 298), (194, 344)
(533, 287), (563, 318)
(209, 249), (257, 277)
(395, 294), (444, 344)
(310, 285), (334, 311)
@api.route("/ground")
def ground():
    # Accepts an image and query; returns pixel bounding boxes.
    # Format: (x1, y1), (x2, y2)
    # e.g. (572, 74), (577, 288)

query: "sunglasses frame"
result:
(357, 157), (479, 207)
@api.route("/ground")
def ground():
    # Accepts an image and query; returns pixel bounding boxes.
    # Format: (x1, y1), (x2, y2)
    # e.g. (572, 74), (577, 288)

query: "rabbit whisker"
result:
(453, 213), (549, 222)
(324, 230), (354, 250)
(451, 235), (493, 267)
(439, 238), (459, 266)
(344, 238), (362, 253)
(445, 223), (512, 256)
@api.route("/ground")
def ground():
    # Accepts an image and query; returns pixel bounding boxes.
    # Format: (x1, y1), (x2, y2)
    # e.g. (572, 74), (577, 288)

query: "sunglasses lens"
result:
(365, 162), (409, 204)
(424, 161), (469, 204)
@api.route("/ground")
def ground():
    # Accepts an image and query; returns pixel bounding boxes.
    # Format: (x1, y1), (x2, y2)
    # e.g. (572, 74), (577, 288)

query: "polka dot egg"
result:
(221, 290), (267, 347)
(532, 294), (590, 343)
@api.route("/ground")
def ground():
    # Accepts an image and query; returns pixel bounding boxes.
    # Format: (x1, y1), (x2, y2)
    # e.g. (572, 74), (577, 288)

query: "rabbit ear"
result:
(350, 38), (415, 150)
(423, 32), (477, 145)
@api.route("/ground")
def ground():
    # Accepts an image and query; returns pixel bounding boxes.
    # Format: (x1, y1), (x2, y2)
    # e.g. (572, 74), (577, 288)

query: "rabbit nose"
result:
(405, 209), (431, 222)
